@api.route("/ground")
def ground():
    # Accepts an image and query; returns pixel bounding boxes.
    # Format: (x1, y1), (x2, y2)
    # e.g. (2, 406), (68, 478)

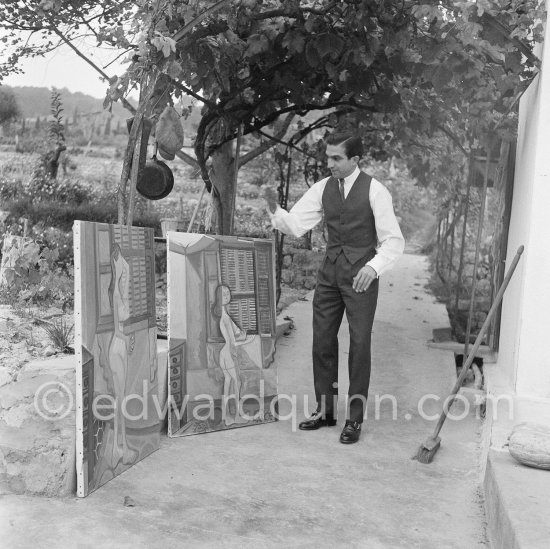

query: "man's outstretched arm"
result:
(264, 181), (325, 237)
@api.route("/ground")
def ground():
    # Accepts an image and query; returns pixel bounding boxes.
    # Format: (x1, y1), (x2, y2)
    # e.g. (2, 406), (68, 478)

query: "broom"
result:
(414, 245), (524, 464)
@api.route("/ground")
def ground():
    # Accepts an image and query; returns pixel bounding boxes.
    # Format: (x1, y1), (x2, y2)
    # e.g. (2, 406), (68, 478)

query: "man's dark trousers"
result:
(312, 251), (379, 424)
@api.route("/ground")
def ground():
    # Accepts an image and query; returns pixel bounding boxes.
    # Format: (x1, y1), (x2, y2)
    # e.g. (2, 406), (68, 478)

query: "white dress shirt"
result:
(269, 167), (405, 276)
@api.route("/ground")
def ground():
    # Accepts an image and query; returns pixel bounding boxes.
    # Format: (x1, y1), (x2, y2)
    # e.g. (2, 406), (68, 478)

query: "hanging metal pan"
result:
(136, 153), (174, 200)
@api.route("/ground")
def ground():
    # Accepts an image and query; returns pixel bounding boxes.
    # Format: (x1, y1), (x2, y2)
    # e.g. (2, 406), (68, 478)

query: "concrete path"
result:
(0, 254), (488, 548)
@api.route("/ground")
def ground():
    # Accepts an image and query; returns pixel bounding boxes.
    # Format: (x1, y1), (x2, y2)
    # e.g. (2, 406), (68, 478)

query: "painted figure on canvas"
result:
(107, 242), (139, 465)
(213, 284), (255, 425)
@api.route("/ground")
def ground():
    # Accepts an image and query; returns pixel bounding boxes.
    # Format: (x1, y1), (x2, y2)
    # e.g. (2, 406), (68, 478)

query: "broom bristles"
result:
(413, 440), (441, 464)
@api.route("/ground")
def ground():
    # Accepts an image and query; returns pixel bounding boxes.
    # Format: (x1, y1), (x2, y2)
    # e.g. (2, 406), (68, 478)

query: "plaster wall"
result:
(498, 13), (550, 399)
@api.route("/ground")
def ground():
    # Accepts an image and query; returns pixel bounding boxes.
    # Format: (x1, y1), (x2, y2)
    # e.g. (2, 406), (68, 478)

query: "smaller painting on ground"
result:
(167, 233), (278, 437)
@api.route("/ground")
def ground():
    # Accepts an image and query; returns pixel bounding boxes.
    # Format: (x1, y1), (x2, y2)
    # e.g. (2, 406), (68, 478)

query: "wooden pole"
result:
(117, 110), (143, 224)
(435, 218), (442, 273)
(187, 185), (207, 233)
(126, 74), (155, 226)
(454, 164), (473, 315)
(228, 123), (243, 235)
(275, 147), (293, 304)
(447, 202), (458, 290)
(463, 145), (491, 356)
(442, 211), (449, 280)
(126, 122), (144, 227)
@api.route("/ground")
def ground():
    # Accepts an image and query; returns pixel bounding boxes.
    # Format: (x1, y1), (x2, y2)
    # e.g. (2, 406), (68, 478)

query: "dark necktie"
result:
(339, 178), (345, 201)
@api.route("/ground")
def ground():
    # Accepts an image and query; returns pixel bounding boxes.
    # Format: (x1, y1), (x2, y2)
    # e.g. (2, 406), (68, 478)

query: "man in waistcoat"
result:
(265, 131), (404, 444)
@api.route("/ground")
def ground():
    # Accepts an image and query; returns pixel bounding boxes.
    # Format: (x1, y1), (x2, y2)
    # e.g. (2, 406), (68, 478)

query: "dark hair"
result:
(212, 284), (231, 318)
(325, 131), (363, 159)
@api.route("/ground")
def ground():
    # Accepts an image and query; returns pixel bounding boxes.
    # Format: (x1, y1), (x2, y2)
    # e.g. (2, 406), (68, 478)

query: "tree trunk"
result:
(48, 145), (67, 179)
(210, 141), (236, 235)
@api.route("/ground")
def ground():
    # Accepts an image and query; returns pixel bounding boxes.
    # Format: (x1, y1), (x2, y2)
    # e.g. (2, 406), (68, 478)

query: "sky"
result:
(3, 43), (128, 99)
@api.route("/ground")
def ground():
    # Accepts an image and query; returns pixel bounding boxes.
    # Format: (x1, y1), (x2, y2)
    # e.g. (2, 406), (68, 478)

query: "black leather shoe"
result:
(339, 421), (362, 444)
(298, 411), (337, 430)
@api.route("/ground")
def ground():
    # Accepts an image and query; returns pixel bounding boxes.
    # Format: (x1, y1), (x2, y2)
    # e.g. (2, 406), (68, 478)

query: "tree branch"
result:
(168, 78), (219, 111)
(239, 113), (296, 165)
(254, 128), (318, 160)
(251, 1), (339, 21)
(479, 12), (540, 67)
(174, 148), (199, 169)
(47, 22), (137, 114)
(172, 0), (232, 42)
(436, 124), (469, 156)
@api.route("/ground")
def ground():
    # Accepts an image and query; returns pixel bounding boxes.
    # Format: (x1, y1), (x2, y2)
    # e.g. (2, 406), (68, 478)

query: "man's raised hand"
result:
(264, 187), (279, 214)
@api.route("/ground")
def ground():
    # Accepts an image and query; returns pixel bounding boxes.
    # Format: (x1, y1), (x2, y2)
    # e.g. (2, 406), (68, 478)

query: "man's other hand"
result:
(264, 187), (279, 214)
(352, 265), (377, 293)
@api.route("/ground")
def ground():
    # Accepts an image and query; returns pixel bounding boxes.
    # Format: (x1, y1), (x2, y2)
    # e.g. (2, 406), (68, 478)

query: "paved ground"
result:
(0, 254), (488, 548)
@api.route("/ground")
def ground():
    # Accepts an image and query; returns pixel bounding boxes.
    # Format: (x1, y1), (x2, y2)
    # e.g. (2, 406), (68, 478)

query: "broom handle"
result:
(431, 245), (524, 438)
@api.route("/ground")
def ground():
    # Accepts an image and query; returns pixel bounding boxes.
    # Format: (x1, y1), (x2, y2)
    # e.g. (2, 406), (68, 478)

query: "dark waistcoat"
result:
(322, 171), (377, 264)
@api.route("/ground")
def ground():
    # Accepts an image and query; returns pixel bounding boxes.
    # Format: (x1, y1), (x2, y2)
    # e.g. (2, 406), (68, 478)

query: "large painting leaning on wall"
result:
(74, 221), (160, 497)
(167, 233), (278, 437)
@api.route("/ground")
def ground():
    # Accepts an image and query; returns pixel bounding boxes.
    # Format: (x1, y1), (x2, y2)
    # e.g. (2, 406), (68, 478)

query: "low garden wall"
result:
(0, 356), (76, 496)
(280, 246), (324, 290)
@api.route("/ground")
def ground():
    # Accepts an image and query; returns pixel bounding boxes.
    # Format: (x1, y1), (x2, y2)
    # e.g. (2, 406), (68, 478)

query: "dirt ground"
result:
(0, 304), (74, 387)
(1, 253), (489, 548)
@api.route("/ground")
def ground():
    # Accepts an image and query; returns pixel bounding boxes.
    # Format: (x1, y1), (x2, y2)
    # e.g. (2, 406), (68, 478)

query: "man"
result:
(265, 131), (404, 444)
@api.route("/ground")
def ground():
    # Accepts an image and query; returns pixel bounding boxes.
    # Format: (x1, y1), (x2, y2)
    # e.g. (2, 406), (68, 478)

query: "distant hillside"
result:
(3, 85), (128, 119)
(4, 85), (202, 135)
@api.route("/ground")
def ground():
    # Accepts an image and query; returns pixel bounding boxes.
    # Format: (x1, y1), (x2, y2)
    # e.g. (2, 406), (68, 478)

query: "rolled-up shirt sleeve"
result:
(268, 180), (326, 237)
(366, 179), (405, 277)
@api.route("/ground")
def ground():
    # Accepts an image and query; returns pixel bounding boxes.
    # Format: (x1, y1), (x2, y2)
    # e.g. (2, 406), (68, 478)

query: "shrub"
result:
(0, 235), (74, 309)
(1, 169), (100, 206)
(131, 211), (163, 236)
(30, 224), (73, 271)
(234, 206), (272, 239)
(5, 198), (116, 230)
(0, 153), (35, 178)
(18, 267), (74, 310)
(5, 198), (160, 234)
(15, 135), (47, 154)
(27, 171), (96, 204)
(0, 176), (22, 201)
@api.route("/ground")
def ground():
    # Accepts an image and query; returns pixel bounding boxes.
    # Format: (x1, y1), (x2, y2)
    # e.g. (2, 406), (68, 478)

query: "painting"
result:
(73, 221), (160, 497)
(167, 233), (278, 437)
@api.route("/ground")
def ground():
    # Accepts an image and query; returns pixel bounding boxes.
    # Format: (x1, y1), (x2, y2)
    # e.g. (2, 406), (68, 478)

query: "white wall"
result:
(498, 13), (550, 399)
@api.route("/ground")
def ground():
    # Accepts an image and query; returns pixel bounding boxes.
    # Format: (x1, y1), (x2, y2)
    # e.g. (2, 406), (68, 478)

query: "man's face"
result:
(326, 143), (358, 180)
